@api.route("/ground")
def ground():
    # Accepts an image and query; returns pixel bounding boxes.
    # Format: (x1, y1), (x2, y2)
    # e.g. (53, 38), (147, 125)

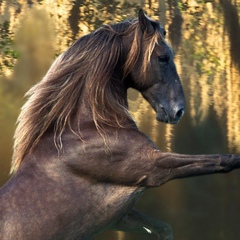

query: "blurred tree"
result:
(12, 7), (55, 93)
(0, 21), (19, 77)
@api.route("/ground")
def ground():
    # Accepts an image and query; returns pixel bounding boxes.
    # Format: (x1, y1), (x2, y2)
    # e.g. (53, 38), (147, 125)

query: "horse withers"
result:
(1, 9), (240, 240)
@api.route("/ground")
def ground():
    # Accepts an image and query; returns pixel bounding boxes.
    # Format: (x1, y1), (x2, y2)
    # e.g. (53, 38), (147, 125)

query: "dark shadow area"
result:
(220, 0), (240, 70)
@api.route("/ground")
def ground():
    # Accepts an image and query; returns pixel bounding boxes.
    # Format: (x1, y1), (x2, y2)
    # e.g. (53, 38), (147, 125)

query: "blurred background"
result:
(0, 0), (240, 239)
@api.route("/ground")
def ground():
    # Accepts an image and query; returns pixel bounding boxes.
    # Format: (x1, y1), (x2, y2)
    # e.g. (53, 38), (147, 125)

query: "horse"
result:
(0, 9), (240, 240)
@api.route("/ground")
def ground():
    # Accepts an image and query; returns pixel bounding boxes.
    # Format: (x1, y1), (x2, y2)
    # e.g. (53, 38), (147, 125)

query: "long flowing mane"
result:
(11, 17), (160, 173)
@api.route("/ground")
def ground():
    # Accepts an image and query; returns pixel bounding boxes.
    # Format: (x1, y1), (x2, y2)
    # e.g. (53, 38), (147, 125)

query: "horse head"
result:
(126, 10), (185, 124)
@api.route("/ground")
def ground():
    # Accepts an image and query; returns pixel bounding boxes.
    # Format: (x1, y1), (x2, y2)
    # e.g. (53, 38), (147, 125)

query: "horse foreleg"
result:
(148, 151), (240, 186)
(113, 209), (173, 240)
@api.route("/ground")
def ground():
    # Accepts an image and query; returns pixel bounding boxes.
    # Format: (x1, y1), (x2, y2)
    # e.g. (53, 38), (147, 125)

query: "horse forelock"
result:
(123, 20), (161, 82)
(11, 18), (161, 173)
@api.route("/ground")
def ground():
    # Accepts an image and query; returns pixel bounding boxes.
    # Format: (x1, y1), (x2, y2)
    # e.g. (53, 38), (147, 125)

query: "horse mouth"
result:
(156, 104), (184, 124)
(156, 114), (179, 124)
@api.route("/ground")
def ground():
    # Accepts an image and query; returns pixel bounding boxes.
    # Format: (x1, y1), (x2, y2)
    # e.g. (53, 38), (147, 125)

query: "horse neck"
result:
(73, 83), (132, 129)
(70, 31), (138, 130)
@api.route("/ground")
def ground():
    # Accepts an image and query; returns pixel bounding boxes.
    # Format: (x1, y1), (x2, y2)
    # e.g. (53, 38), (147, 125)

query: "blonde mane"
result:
(11, 18), (160, 173)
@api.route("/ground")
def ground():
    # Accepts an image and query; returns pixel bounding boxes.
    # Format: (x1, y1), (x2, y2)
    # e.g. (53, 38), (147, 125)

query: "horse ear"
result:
(138, 9), (154, 34)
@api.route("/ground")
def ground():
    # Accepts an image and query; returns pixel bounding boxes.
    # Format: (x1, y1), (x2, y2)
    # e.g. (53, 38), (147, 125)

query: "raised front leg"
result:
(113, 209), (173, 240)
(67, 128), (240, 187)
(147, 151), (240, 187)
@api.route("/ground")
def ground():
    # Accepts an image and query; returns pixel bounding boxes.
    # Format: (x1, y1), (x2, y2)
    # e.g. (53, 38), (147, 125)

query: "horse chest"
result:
(94, 184), (144, 214)
(79, 183), (145, 238)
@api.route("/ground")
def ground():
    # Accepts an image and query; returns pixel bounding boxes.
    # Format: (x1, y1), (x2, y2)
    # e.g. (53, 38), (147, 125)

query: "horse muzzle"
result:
(156, 103), (185, 124)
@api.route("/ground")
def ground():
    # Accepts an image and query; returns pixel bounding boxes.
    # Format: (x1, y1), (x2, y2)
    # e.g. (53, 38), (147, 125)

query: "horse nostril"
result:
(175, 108), (184, 120)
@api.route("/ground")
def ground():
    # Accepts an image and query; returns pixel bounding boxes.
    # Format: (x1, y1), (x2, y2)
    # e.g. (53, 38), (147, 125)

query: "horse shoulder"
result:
(61, 126), (159, 186)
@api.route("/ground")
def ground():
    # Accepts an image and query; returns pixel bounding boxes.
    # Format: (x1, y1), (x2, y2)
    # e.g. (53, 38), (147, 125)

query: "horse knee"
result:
(156, 222), (173, 240)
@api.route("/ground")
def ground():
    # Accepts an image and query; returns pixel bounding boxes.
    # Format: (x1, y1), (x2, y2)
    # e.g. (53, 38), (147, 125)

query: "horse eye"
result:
(163, 30), (167, 36)
(158, 55), (169, 63)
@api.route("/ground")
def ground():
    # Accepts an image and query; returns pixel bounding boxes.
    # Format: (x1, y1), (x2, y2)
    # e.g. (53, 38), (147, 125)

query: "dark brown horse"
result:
(0, 10), (240, 240)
